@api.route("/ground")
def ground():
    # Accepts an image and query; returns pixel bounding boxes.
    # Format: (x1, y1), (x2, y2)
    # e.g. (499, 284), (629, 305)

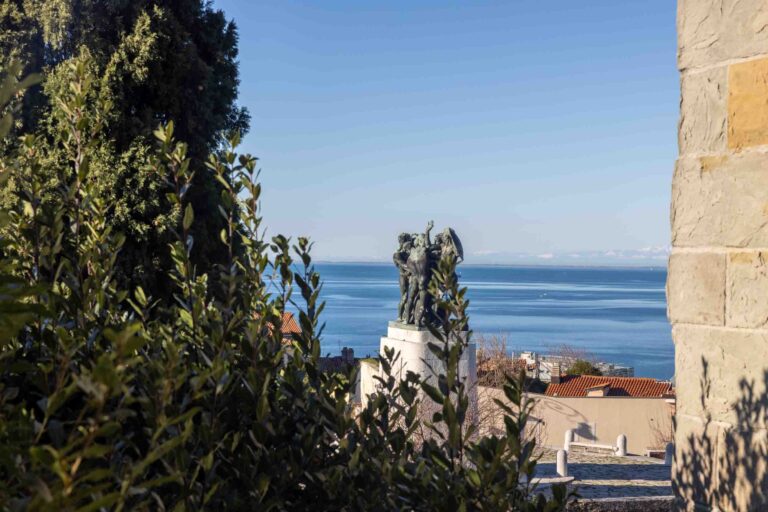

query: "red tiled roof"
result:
(281, 312), (301, 337)
(545, 375), (673, 398)
(254, 311), (302, 340)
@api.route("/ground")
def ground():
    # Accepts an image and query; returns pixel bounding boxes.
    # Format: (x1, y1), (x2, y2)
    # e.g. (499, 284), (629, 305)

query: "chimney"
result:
(551, 363), (561, 384)
(342, 347), (354, 364)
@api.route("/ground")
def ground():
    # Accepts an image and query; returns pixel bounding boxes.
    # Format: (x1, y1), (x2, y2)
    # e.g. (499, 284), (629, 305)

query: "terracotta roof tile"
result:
(545, 375), (673, 398)
(253, 311), (302, 341)
(281, 312), (301, 337)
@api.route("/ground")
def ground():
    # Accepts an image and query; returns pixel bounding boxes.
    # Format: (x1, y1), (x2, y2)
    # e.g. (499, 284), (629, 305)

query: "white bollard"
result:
(664, 442), (674, 466)
(564, 429), (574, 451)
(616, 434), (627, 456)
(556, 449), (568, 477)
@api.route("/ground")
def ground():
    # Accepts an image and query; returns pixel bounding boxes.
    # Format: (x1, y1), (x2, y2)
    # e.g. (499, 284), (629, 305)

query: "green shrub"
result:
(566, 360), (602, 377)
(0, 59), (571, 511)
(0, 1), (249, 301)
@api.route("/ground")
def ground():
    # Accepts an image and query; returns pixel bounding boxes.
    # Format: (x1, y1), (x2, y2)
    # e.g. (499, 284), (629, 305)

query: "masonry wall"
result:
(354, 360), (379, 409)
(530, 394), (673, 456)
(670, 1), (768, 509)
(478, 388), (673, 455)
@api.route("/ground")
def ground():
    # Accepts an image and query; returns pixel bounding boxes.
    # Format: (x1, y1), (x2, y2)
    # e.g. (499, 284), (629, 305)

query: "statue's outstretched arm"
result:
(425, 220), (434, 246)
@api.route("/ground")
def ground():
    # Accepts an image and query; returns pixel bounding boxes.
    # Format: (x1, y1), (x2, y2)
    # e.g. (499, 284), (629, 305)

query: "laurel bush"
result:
(0, 59), (570, 511)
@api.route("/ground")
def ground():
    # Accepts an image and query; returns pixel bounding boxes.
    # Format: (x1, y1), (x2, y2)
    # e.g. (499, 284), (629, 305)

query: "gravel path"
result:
(535, 448), (673, 499)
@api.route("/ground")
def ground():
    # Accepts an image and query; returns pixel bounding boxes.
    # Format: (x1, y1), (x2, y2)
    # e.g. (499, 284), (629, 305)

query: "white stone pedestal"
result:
(380, 321), (477, 402)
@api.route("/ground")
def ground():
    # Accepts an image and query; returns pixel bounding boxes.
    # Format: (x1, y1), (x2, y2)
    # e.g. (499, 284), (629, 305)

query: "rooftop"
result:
(281, 311), (301, 338)
(545, 375), (673, 398)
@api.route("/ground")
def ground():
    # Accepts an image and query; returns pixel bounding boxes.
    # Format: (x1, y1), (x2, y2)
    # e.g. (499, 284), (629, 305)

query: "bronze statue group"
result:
(393, 221), (464, 328)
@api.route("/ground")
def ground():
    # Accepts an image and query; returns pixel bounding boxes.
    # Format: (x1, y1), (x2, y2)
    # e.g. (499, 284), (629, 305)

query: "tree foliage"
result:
(566, 359), (602, 377)
(0, 59), (571, 510)
(0, 0), (248, 300)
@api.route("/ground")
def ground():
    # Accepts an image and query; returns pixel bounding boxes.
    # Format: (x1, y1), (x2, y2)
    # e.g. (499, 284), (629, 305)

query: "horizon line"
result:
(312, 259), (668, 270)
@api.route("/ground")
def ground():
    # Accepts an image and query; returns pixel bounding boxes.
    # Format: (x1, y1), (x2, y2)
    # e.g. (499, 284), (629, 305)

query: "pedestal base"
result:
(379, 321), (477, 394)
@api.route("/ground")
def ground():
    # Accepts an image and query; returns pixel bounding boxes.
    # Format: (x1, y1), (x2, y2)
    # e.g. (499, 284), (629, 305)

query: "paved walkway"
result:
(535, 448), (673, 499)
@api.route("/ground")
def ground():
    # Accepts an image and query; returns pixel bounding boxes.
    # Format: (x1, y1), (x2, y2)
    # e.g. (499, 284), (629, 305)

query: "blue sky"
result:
(214, 1), (678, 264)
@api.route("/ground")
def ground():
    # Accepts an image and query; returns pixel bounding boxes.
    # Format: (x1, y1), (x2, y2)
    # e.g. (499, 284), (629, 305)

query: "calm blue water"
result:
(310, 263), (673, 380)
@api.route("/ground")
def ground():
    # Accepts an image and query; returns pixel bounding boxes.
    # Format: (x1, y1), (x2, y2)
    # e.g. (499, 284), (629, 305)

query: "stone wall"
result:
(532, 394), (673, 456)
(478, 388), (673, 455)
(670, 1), (768, 509)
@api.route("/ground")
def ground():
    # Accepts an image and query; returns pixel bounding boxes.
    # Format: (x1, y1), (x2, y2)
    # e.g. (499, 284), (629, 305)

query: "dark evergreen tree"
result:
(0, 0), (249, 300)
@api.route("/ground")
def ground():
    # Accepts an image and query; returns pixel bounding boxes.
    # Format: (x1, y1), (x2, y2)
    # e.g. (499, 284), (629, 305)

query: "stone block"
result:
(671, 153), (768, 247)
(726, 252), (768, 328)
(667, 252), (725, 326)
(673, 324), (768, 427)
(728, 57), (768, 150)
(715, 425), (768, 511)
(673, 414), (721, 509)
(678, 0), (768, 70)
(674, 419), (768, 511)
(679, 66), (727, 155)
(386, 321), (467, 344)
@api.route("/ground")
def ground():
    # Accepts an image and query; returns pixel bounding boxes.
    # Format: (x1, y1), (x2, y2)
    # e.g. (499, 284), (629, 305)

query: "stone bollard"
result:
(564, 429), (574, 451)
(556, 449), (568, 477)
(616, 434), (627, 456)
(664, 442), (674, 466)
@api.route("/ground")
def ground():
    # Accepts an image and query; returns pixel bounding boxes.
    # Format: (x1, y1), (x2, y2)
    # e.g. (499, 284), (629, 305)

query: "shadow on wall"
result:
(573, 421), (597, 442)
(674, 359), (768, 510)
(527, 393), (590, 437)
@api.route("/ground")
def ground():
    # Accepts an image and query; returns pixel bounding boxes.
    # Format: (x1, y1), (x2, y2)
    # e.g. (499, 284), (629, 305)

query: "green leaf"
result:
(81, 444), (112, 459)
(135, 286), (148, 306)
(421, 382), (445, 404)
(201, 451), (214, 471)
(74, 492), (120, 512)
(183, 203), (194, 230)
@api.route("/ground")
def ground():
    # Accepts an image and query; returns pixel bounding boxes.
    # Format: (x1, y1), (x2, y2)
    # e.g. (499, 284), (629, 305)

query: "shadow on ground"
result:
(537, 462), (672, 499)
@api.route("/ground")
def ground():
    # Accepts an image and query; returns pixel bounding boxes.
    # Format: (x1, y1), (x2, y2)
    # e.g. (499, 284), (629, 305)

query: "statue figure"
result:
(393, 221), (463, 328)
(393, 233), (413, 322)
(405, 221), (433, 326)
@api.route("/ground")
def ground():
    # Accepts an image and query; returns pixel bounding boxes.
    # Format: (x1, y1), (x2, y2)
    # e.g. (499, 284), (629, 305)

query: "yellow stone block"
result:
(728, 57), (768, 150)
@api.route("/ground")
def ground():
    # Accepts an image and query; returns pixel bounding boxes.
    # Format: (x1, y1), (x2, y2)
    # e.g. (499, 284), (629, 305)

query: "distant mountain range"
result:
(467, 247), (670, 267)
(318, 246), (670, 267)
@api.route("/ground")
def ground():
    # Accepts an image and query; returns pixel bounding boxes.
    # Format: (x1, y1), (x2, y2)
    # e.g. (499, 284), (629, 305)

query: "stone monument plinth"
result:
(380, 321), (477, 395)
(357, 222), (476, 410)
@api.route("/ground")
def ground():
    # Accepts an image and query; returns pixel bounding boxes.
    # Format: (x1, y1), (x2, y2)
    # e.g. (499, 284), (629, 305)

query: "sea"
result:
(309, 263), (673, 381)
